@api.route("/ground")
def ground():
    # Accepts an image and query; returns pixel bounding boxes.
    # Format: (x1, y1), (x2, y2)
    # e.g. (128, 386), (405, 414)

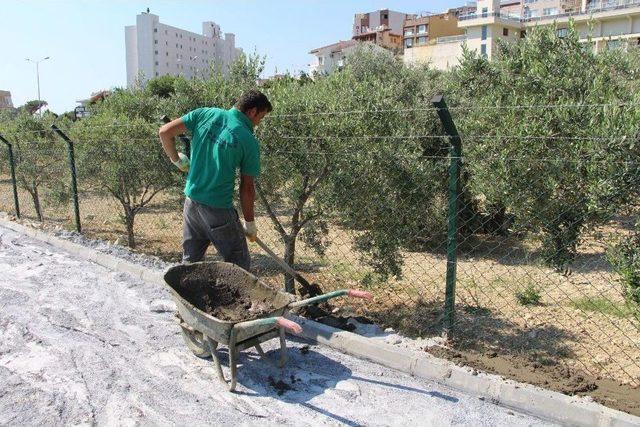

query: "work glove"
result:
(172, 152), (190, 173)
(243, 220), (257, 242)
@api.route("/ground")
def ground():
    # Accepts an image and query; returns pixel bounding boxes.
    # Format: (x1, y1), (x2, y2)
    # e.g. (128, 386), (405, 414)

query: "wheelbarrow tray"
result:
(163, 261), (296, 344)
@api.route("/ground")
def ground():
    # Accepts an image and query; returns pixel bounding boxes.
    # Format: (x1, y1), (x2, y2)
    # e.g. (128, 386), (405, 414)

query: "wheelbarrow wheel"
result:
(180, 326), (211, 358)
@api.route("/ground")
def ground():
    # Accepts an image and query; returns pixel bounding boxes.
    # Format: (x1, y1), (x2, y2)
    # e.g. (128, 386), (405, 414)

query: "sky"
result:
(1, 0), (454, 113)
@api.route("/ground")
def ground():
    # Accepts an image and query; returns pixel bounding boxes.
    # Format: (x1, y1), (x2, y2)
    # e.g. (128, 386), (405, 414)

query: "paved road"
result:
(0, 224), (554, 426)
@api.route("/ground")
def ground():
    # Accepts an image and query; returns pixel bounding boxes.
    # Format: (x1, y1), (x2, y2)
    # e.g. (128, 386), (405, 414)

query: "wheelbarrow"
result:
(163, 261), (372, 391)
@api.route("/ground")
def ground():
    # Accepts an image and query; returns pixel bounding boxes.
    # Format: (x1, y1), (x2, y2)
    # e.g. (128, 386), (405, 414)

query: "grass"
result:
(516, 283), (542, 306)
(571, 297), (639, 319)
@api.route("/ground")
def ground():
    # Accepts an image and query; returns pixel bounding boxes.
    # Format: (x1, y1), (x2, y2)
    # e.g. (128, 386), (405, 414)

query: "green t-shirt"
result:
(180, 107), (261, 208)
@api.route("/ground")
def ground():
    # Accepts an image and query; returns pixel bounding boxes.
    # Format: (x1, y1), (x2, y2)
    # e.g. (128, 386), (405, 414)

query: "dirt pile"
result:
(179, 266), (280, 322)
(426, 346), (640, 416)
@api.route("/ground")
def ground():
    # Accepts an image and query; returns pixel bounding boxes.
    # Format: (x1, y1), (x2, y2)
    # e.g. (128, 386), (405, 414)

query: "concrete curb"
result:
(1, 216), (638, 427)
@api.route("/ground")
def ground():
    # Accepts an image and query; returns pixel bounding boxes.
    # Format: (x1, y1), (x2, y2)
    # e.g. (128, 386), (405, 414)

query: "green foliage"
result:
(571, 297), (638, 319)
(516, 283), (542, 306)
(607, 220), (640, 305)
(445, 24), (640, 271)
(72, 92), (179, 248)
(145, 75), (185, 99)
(5, 113), (67, 221)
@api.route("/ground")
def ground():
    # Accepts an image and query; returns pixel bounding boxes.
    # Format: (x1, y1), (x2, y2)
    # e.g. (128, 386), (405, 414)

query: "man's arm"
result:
(240, 175), (256, 222)
(240, 175), (257, 241)
(158, 118), (188, 163)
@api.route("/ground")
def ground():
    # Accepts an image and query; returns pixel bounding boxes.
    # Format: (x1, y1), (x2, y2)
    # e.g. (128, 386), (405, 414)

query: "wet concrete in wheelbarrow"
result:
(175, 263), (287, 322)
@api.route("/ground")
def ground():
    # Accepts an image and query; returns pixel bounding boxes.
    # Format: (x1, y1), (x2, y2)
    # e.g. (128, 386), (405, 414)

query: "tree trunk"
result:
(125, 209), (136, 248)
(283, 235), (296, 293)
(31, 183), (43, 222)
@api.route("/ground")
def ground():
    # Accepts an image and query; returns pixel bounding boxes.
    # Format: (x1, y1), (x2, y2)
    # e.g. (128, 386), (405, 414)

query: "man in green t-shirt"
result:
(159, 90), (272, 270)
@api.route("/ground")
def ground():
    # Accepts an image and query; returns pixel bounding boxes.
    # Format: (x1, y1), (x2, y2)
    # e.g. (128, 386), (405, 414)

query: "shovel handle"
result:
(251, 235), (315, 292)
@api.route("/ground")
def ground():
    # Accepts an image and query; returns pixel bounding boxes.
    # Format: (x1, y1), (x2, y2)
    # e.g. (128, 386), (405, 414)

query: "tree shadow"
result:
(371, 299), (577, 364)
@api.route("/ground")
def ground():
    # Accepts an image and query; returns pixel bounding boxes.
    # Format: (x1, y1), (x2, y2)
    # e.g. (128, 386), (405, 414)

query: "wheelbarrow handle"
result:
(288, 289), (373, 310)
(232, 316), (302, 335)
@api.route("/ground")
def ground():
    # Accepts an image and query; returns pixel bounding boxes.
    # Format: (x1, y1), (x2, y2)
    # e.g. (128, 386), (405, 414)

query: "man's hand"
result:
(243, 220), (257, 242)
(172, 152), (190, 173)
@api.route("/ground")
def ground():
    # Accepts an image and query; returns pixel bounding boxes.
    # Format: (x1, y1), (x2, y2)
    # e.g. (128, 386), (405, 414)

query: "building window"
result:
(166, 52), (168, 56)
(318, 56), (324, 65)
(404, 38), (413, 48)
(154, 28), (157, 33)
(417, 36), (427, 45)
(503, 28), (509, 36)
(155, 72), (159, 76)
(404, 28), (414, 36)
(557, 28), (568, 38)
(165, 30), (167, 35)
(383, 14), (388, 19)
(520, 30), (527, 38)
(154, 50), (158, 55)
(543, 7), (558, 16)
(481, 7), (488, 17)
(481, 25), (487, 41)
(418, 24), (427, 34)
(480, 44), (487, 57)
(154, 40), (158, 44)
(155, 61), (159, 66)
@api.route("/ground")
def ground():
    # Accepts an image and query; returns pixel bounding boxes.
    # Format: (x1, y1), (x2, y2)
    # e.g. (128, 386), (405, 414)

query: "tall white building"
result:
(125, 11), (243, 87)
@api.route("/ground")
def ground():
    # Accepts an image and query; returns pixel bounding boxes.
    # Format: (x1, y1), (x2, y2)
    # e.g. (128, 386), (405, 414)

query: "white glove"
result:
(172, 152), (190, 173)
(243, 221), (257, 242)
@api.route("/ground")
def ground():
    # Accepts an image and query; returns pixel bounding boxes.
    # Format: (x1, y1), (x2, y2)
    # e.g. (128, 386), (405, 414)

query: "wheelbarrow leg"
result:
(279, 327), (288, 368)
(228, 344), (238, 392)
(206, 338), (226, 383)
(206, 337), (238, 392)
(253, 328), (287, 368)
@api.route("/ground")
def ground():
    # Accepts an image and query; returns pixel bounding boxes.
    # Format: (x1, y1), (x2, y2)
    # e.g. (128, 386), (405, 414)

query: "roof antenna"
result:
(146, 7), (150, 13)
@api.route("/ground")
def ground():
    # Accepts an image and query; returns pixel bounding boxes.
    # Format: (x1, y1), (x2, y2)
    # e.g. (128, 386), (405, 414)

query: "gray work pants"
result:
(182, 197), (250, 270)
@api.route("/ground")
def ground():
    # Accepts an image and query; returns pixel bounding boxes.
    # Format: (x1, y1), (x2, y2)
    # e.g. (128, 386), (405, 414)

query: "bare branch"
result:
(256, 181), (287, 238)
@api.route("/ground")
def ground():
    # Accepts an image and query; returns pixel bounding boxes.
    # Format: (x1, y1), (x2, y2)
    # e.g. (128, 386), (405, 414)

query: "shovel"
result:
(250, 235), (323, 298)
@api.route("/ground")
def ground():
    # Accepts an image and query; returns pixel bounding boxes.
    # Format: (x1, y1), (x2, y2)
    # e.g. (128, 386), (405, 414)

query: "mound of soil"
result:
(179, 266), (281, 322)
(426, 346), (640, 417)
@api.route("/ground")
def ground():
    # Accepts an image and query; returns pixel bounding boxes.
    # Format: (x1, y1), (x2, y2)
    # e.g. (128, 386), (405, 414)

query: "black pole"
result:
(0, 134), (21, 218)
(431, 95), (462, 340)
(50, 125), (81, 233)
(161, 115), (191, 158)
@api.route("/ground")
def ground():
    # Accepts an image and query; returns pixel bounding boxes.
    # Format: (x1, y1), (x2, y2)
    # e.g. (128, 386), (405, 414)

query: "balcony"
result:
(587, 0), (640, 12)
(458, 11), (522, 22)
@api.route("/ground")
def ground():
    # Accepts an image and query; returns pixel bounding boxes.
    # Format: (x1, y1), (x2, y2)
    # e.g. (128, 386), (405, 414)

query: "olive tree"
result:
(72, 90), (179, 248)
(445, 24), (640, 270)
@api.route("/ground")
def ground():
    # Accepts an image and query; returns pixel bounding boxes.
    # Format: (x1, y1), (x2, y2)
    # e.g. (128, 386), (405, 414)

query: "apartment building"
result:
(459, 0), (640, 60)
(125, 11), (243, 87)
(404, 0), (640, 69)
(0, 91), (13, 110)
(353, 9), (415, 36)
(403, 8), (472, 69)
(353, 26), (404, 52)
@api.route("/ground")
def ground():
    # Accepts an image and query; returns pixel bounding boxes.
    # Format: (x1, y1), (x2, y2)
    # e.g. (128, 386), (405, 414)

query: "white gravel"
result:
(0, 224), (555, 426)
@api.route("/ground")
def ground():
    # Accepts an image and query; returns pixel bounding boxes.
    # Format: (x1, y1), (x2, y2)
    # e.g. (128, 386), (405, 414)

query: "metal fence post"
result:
(51, 125), (81, 233)
(432, 95), (462, 340)
(0, 134), (21, 218)
(161, 115), (191, 158)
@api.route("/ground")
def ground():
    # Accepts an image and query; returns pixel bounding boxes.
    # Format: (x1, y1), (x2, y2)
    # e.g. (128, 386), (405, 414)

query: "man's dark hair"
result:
(235, 90), (273, 114)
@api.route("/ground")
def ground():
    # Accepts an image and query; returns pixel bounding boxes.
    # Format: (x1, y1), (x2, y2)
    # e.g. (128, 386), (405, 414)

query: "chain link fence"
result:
(0, 101), (638, 393)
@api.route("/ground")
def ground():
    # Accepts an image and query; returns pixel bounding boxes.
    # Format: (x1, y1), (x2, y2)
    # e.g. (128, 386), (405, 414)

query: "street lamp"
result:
(25, 56), (50, 116)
